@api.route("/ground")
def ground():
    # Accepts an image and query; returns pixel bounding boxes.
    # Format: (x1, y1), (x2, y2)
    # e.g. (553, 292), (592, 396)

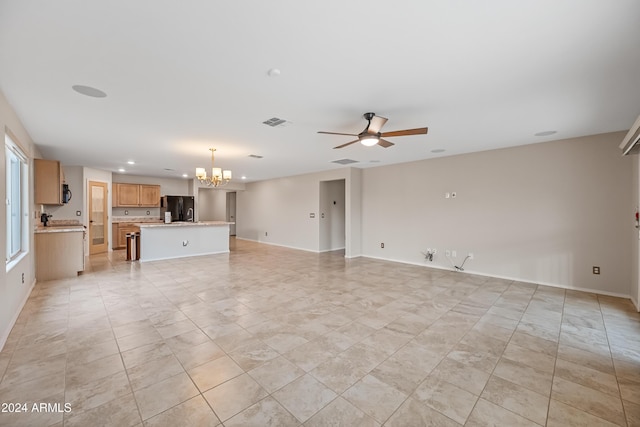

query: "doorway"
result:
(226, 192), (236, 236)
(319, 179), (345, 252)
(88, 181), (108, 254)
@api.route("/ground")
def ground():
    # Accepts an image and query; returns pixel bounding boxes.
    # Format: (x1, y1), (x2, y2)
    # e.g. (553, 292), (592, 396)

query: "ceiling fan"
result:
(318, 112), (428, 149)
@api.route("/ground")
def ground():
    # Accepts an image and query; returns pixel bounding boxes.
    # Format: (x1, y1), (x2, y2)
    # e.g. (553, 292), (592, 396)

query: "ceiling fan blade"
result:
(367, 115), (388, 134)
(318, 131), (359, 137)
(377, 139), (395, 148)
(380, 127), (429, 138)
(333, 139), (359, 149)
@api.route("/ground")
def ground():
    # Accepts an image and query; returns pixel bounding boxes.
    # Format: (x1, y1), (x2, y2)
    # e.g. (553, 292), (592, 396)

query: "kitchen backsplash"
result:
(112, 216), (163, 223)
(46, 219), (82, 226)
(112, 207), (160, 217)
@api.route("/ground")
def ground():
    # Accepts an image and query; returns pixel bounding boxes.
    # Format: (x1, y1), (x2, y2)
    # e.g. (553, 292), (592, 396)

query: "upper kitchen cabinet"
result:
(113, 183), (160, 207)
(113, 183), (139, 206)
(34, 159), (64, 205)
(139, 185), (161, 206)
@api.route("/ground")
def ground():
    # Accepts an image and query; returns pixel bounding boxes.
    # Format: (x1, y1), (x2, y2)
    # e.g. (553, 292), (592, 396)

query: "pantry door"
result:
(88, 181), (108, 254)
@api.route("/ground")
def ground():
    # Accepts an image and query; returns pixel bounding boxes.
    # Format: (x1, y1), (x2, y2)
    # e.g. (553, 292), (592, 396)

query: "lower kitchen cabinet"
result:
(112, 223), (141, 249)
(35, 229), (85, 281)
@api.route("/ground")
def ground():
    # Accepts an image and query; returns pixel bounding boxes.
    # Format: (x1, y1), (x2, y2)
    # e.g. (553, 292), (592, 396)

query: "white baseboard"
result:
(319, 247), (345, 253)
(235, 237), (319, 253)
(362, 254), (632, 301)
(0, 278), (36, 352)
(233, 242), (634, 303)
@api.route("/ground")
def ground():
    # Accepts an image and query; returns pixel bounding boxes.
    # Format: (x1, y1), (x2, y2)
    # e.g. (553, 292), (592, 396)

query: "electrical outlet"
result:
(381, 243), (385, 248)
(76, 210), (81, 216)
(21, 273), (24, 284)
(445, 250), (451, 257)
(452, 250), (457, 257)
(124, 210), (128, 215)
(593, 266), (600, 275)
(451, 192), (457, 198)
(265, 231), (268, 236)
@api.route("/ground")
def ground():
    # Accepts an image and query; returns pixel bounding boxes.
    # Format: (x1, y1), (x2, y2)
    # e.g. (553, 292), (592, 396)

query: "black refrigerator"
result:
(160, 195), (195, 222)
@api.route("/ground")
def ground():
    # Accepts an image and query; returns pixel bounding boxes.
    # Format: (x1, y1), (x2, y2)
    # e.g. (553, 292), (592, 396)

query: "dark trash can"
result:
(126, 232), (141, 261)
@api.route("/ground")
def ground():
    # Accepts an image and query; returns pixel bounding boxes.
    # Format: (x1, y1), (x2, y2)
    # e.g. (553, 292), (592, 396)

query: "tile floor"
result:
(0, 238), (639, 426)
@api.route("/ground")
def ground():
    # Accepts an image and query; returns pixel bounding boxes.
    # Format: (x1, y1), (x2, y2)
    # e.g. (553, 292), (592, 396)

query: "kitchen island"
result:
(138, 221), (232, 262)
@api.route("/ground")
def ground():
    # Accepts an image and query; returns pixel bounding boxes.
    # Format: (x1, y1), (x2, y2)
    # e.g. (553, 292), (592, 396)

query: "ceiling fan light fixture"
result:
(360, 136), (379, 146)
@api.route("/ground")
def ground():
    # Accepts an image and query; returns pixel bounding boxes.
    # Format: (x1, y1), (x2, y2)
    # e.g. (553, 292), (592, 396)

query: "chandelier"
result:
(195, 148), (232, 187)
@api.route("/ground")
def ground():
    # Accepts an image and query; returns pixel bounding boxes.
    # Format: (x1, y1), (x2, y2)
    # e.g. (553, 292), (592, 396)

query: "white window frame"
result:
(5, 133), (29, 269)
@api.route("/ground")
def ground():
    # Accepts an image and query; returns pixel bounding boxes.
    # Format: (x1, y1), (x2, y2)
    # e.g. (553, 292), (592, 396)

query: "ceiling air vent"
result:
(620, 114), (640, 155)
(331, 159), (359, 165)
(262, 117), (288, 127)
(248, 154), (263, 159)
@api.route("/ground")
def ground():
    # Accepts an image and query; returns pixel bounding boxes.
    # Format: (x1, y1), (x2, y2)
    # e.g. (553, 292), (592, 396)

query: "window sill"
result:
(6, 251), (27, 273)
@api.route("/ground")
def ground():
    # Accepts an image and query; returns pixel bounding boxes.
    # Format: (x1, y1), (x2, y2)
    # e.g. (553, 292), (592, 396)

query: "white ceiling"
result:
(1, 1), (639, 182)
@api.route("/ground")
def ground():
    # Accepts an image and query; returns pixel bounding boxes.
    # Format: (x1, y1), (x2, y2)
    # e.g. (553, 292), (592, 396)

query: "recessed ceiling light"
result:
(534, 130), (557, 137)
(431, 149), (446, 153)
(241, 176), (247, 180)
(164, 168), (174, 171)
(72, 85), (107, 98)
(182, 174), (188, 178)
(117, 168), (125, 173)
(267, 68), (281, 77)
(127, 160), (135, 165)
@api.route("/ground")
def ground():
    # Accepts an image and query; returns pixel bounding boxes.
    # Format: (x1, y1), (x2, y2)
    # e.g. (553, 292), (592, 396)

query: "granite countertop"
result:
(138, 221), (234, 228)
(35, 219), (84, 233)
(35, 225), (85, 233)
(112, 216), (164, 224)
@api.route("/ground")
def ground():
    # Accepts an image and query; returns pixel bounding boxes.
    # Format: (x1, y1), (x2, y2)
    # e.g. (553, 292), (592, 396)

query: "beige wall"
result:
(236, 167), (361, 256)
(362, 132), (633, 297)
(198, 188), (227, 221)
(631, 156), (639, 309)
(0, 90), (39, 349)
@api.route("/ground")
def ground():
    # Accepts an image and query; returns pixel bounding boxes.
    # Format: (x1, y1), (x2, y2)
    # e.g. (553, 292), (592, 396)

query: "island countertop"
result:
(137, 221), (233, 228)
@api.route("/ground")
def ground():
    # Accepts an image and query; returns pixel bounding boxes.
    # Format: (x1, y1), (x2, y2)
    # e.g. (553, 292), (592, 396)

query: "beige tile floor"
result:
(1, 238), (639, 426)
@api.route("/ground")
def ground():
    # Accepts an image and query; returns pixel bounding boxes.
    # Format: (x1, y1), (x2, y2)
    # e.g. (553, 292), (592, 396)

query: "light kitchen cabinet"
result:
(34, 159), (64, 205)
(113, 183), (160, 207)
(139, 185), (161, 207)
(113, 183), (139, 207)
(35, 229), (84, 281)
(112, 223), (141, 249)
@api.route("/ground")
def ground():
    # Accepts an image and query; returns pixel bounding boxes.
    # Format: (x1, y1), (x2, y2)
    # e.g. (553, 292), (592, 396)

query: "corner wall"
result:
(631, 155), (640, 310)
(362, 132), (633, 297)
(236, 168), (360, 254)
(0, 90), (39, 350)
